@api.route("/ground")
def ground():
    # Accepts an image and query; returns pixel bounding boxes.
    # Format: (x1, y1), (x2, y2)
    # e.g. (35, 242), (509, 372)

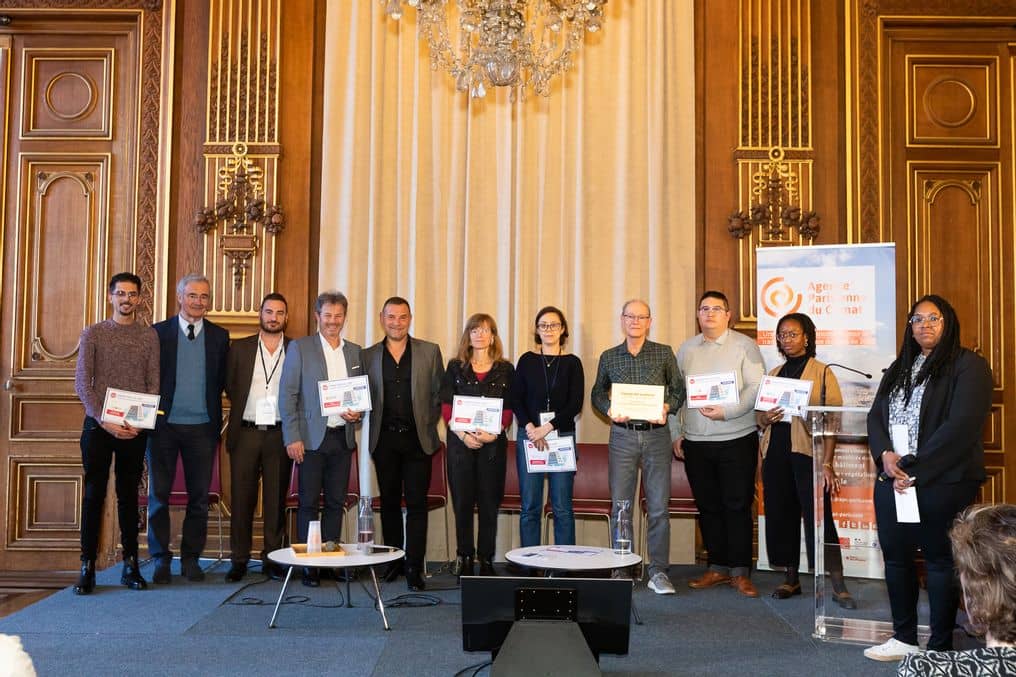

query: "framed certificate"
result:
(754, 376), (813, 418)
(101, 388), (160, 430)
(685, 371), (739, 409)
(449, 395), (504, 435)
(318, 375), (372, 416)
(522, 435), (577, 473)
(609, 383), (665, 421)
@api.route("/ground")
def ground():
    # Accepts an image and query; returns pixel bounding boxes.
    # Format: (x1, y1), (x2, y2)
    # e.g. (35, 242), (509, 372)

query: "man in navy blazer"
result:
(279, 290), (363, 586)
(148, 273), (229, 584)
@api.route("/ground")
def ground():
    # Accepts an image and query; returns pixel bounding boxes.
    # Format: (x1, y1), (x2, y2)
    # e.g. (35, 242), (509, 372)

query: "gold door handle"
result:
(3, 379), (15, 391)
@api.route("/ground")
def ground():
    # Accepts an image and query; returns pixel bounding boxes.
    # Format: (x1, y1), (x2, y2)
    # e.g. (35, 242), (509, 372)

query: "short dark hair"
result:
(260, 292), (288, 310)
(381, 296), (411, 314)
(315, 290), (348, 314)
(108, 272), (141, 294)
(698, 290), (729, 309)
(532, 306), (570, 346)
(776, 312), (817, 359)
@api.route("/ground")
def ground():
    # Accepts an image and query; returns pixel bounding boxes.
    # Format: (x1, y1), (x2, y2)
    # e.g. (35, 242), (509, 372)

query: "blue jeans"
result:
(516, 431), (575, 547)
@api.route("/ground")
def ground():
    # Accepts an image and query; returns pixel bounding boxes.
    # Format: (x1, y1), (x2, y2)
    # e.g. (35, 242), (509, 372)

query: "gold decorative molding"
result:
(732, 0), (816, 325)
(200, 0), (282, 319)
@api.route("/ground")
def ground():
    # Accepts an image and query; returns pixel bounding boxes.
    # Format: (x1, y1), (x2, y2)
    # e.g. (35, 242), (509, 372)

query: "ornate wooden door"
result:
(0, 14), (143, 571)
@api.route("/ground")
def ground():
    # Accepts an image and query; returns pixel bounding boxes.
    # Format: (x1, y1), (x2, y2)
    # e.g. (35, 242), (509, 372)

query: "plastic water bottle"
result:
(357, 496), (374, 554)
(612, 500), (633, 555)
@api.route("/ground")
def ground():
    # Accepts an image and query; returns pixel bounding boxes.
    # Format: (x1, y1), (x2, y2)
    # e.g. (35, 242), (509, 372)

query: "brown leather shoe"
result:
(730, 575), (759, 597)
(688, 570), (732, 589)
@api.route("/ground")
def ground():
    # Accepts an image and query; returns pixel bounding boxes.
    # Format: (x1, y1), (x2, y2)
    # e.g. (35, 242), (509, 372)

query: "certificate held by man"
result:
(609, 383), (665, 421)
(101, 387), (160, 430)
(449, 395), (504, 435)
(317, 374), (372, 416)
(685, 371), (739, 409)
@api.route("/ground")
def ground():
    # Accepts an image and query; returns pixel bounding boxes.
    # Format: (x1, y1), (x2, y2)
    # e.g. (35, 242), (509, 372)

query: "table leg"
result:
(369, 566), (391, 631)
(268, 565), (294, 629)
(345, 568), (353, 608)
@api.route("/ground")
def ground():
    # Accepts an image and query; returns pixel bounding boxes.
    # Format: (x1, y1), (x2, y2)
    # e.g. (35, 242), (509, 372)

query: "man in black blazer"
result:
(147, 273), (229, 584)
(224, 293), (292, 582)
(363, 297), (444, 591)
(279, 290), (363, 587)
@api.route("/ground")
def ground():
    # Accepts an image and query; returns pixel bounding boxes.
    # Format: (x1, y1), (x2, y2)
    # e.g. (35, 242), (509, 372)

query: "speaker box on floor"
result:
(491, 620), (600, 677)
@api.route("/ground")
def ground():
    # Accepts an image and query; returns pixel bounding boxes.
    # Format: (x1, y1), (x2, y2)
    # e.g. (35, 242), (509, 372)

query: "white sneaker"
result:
(647, 572), (675, 595)
(863, 638), (922, 661)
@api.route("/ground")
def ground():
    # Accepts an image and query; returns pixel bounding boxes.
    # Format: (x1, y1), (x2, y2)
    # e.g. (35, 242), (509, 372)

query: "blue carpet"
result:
(0, 562), (963, 676)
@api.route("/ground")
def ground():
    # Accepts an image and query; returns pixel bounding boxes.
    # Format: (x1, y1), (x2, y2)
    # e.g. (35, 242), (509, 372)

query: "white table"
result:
(505, 545), (642, 573)
(267, 545), (404, 630)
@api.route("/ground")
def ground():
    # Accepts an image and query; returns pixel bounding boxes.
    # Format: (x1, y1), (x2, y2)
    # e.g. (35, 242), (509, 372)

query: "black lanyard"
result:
(258, 339), (284, 390)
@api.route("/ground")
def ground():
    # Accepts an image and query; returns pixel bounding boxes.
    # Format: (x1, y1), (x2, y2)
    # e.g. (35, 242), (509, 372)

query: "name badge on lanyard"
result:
(255, 395), (278, 425)
(539, 411), (558, 440)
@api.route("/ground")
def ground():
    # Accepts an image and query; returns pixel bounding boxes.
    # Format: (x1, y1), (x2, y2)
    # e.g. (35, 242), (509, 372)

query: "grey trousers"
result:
(608, 425), (672, 577)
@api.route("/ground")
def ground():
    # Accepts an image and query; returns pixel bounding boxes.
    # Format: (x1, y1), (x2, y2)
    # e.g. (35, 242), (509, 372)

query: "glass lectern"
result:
(808, 406), (930, 646)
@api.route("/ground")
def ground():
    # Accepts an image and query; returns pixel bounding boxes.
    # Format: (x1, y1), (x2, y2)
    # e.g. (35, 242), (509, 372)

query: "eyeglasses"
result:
(776, 331), (801, 340)
(113, 290), (140, 299)
(622, 313), (650, 322)
(537, 322), (562, 331)
(909, 314), (942, 326)
(698, 305), (727, 314)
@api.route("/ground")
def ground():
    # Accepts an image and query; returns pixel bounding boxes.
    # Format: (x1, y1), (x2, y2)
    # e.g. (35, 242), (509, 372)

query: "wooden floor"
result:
(0, 572), (76, 620)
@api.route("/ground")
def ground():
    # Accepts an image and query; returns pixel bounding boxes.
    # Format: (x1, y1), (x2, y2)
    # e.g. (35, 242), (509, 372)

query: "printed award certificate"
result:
(101, 388), (160, 430)
(685, 371), (739, 409)
(522, 435), (577, 473)
(609, 383), (665, 421)
(449, 395), (504, 435)
(317, 375), (372, 416)
(754, 375), (813, 418)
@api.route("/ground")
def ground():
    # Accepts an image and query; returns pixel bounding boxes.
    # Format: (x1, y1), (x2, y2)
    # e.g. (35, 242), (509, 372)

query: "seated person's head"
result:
(951, 504), (1016, 647)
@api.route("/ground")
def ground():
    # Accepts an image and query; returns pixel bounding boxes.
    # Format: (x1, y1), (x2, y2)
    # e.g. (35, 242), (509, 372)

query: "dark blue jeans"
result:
(516, 431), (575, 546)
(297, 427), (353, 544)
(146, 421), (218, 563)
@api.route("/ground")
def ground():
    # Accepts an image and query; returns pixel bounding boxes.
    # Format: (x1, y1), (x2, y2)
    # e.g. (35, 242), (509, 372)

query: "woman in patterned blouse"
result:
(897, 503), (1016, 675)
(864, 295), (993, 662)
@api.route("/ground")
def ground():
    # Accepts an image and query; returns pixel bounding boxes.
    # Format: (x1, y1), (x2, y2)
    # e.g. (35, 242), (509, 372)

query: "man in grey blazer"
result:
(279, 290), (363, 587)
(363, 297), (444, 591)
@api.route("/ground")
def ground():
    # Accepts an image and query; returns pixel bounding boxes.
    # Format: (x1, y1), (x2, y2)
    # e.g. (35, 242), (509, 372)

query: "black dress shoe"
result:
(225, 562), (247, 582)
(73, 560), (96, 595)
(152, 561), (172, 585)
(381, 560), (403, 582)
(406, 568), (426, 591)
(478, 558), (497, 576)
(181, 559), (205, 582)
(120, 555), (148, 590)
(451, 555), (474, 578)
(301, 567), (320, 587)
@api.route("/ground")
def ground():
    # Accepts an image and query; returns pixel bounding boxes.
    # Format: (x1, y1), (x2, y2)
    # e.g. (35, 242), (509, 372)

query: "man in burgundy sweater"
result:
(73, 272), (160, 594)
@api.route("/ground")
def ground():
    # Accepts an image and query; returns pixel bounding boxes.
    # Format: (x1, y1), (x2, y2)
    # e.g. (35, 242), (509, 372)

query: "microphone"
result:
(820, 363), (874, 406)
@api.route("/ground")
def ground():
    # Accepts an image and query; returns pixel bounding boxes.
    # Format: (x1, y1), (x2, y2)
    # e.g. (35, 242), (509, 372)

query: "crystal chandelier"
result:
(381, 0), (608, 99)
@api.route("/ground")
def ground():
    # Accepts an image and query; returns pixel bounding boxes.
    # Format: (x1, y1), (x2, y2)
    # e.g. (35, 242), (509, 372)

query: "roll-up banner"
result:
(756, 243), (896, 578)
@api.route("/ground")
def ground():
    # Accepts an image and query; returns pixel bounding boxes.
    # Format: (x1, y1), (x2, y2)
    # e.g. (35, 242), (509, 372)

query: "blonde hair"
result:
(455, 313), (505, 365)
(951, 503), (1016, 643)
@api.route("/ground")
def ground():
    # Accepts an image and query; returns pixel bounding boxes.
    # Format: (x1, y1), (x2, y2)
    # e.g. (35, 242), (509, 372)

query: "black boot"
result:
(478, 558), (497, 577)
(74, 560), (96, 595)
(451, 555), (474, 578)
(121, 555), (148, 590)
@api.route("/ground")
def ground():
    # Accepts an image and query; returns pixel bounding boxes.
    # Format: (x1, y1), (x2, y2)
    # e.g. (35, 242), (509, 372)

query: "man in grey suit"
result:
(279, 290), (363, 587)
(363, 297), (444, 591)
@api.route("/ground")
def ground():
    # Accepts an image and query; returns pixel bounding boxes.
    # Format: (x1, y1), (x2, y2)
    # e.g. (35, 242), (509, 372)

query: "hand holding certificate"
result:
(754, 376), (813, 418)
(449, 395), (504, 435)
(685, 371), (739, 409)
(609, 384), (665, 421)
(317, 375), (372, 417)
(522, 435), (577, 473)
(101, 388), (160, 430)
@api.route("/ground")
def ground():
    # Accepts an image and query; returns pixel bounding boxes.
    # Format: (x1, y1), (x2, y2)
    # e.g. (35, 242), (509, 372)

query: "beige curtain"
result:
(320, 0), (696, 444)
